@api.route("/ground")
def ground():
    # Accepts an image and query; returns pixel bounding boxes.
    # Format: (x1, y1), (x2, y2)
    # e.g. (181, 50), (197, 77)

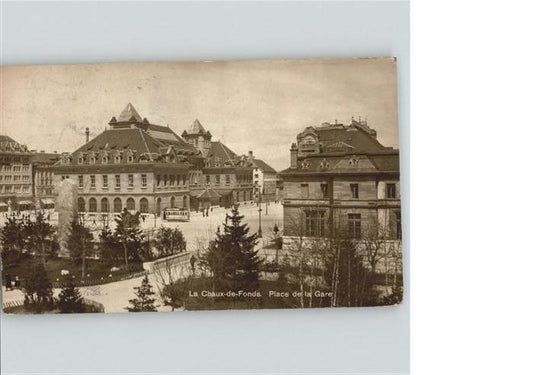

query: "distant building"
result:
(246, 151), (277, 202)
(32, 151), (60, 209)
(182, 119), (254, 210)
(279, 118), (401, 271)
(0, 135), (33, 211)
(49, 103), (197, 217)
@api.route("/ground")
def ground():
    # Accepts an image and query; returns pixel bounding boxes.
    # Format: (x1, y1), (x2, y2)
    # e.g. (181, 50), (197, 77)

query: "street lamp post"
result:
(257, 189), (262, 238)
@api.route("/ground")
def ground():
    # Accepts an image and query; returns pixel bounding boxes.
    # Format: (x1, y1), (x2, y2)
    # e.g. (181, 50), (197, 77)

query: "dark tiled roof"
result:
(145, 124), (196, 151)
(31, 152), (60, 165)
(206, 141), (238, 166)
(316, 127), (389, 154)
(251, 159), (276, 174)
(80, 128), (160, 154)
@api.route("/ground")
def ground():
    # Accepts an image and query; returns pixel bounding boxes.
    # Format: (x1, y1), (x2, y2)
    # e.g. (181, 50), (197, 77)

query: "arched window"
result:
(126, 197), (135, 211)
(170, 196), (175, 208)
(101, 198), (109, 212)
(183, 196), (187, 209)
(89, 198), (97, 212)
(113, 198), (122, 213)
(243, 191), (247, 201)
(140, 198), (149, 213)
(78, 197), (85, 212)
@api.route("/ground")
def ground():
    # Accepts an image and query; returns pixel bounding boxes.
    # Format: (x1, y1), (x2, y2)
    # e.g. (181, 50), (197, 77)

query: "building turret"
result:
(181, 119), (212, 157)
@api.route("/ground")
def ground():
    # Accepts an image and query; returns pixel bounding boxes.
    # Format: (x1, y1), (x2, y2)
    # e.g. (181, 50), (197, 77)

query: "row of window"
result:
(205, 174), (230, 186)
(76, 155), (135, 165)
(0, 185), (31, 193)
(0, 164), (30, 172)
(0, 157), (30, 164)
(78, 197), (150, 213)
(38, 178), (53, 186)
(299, 183), (397, 199)
(66, 174), (149, 189)
(77, 195), (187, 213)
(0, 175), (31, 182)
(155, 174), (188, 187)
(303, 211), (402, 240)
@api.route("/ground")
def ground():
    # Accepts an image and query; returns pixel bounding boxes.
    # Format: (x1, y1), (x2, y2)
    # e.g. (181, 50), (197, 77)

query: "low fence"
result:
(143, 252), (191, 273)
(51, 270), (148, 288)
(2, 298), (25, 310)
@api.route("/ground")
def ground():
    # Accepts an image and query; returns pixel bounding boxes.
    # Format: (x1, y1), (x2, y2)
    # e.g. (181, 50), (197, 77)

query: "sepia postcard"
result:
(0, 58), (403, 314)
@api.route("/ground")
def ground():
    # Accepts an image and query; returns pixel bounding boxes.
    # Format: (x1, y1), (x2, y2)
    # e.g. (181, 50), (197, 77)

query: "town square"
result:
(1, 59), (403, 314)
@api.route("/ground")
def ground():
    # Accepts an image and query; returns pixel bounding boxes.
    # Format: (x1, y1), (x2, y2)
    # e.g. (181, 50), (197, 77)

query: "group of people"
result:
(201, 207), (214, 217)
(3, 273), (21, 292)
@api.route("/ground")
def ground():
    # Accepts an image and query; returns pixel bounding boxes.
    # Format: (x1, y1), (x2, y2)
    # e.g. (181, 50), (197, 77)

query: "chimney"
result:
(85, 127), (90, 143)
(290, 143), (298, 169)
(248, 150), (253, 159)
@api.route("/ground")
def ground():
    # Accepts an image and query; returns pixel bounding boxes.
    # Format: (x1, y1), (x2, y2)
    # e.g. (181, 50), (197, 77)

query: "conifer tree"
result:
(0, 217), (25, 266)
(114, 209), (145, 268)
(25, 212), (56, 264)
(126, 275), (158, 312)
(57, 277), (85, 313)
(202, 204), (262, 292)
(23, 261), (54, 311)
(67, 218), (93, 278)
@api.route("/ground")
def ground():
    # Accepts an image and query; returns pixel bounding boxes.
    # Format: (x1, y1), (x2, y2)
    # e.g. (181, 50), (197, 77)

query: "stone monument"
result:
(55, 178), (78, 258)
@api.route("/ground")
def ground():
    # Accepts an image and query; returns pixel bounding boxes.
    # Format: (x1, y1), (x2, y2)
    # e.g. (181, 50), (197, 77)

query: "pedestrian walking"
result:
(5, 273), (12, 291)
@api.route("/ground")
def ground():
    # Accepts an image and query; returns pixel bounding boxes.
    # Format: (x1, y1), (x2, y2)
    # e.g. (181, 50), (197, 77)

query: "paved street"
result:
(144, 202), (283, 252)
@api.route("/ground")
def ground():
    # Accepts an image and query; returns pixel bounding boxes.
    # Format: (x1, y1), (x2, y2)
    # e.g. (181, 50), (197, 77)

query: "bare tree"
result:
(359, 215), (394, 274)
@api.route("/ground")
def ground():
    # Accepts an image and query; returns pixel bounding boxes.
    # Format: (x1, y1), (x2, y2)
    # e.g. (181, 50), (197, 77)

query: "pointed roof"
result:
(206, 141), (238, 166)
(189, 119), (206, 134)
(251, 159), (276, 174)
(117, 103), (142, 122)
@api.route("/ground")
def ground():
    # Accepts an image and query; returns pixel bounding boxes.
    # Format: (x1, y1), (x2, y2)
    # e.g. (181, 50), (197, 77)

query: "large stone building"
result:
(0, 135), (34, 211)
(49, 104), (197, 217)
(279, 118), (401, 252)
(49, 104), (259, 216)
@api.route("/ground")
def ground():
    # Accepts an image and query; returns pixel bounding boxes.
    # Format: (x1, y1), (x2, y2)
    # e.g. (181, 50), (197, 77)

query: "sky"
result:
(0, 58), (399, 171)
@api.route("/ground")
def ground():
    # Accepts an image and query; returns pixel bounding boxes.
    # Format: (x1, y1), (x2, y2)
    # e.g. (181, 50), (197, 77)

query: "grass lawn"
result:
(2, 256), (144, 287)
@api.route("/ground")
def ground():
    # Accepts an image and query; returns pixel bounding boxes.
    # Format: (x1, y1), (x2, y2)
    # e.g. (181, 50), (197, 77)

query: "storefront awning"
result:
(41, 198), (54, 205)
(17, 200), (33, 205)
(0, 202), (7, 207)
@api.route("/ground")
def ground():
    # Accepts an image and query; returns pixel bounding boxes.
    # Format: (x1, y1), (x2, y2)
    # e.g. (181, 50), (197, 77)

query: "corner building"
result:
(279, 118), (402, 250)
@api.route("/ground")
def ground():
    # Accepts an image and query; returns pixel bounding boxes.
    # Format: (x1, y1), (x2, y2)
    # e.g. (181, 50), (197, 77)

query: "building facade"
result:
(0, 136), (33, 211)
(247, 151), (277, 202)
(32, 151), (61, 208)
(48, 104), (264, 216)
(50, 104), (196, 217)
(279, 118), (402, 271)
